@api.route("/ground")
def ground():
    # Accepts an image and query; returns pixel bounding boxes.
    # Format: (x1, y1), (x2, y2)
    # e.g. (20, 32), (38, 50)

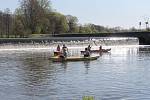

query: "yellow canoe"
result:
(49, 56), (99, 62)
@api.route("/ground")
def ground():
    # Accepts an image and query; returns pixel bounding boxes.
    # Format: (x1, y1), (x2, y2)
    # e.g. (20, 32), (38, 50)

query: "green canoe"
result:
(49, 56), (99, 62)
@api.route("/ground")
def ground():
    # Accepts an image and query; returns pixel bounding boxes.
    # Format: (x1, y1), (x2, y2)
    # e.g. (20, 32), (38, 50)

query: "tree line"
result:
(0, 0), (140, 38)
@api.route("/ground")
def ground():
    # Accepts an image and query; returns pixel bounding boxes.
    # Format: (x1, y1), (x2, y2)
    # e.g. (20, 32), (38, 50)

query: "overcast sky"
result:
(1, 0), (150, 29)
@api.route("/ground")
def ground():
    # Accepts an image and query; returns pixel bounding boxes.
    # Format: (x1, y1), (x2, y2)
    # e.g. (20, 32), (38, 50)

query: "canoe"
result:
(81, 48), (111, 53)
(49, 56), (99, 62)
(54, 51), (61, 56)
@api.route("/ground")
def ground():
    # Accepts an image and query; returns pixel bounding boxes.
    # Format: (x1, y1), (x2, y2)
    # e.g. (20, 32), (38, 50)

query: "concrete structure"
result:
(55, 32), (150, 45)
(0, 32), (149, 45)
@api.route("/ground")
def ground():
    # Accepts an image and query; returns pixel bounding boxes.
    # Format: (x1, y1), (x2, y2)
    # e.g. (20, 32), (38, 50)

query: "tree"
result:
(19, 0), (51, 34)
(3, 8), (13, 38)
(48, 12), (69, 35)
(66, 15), (79, 33)
(55, 14), (69, 34)
(0, 10), (3, 37)
(129, 27), (138, 32)
(13, 9), (25, 37)
(0, 9), (16, 38)
(79, 24), (92, 33)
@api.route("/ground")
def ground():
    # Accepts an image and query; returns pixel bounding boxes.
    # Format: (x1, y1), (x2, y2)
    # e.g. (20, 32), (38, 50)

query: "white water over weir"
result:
(0, 37), (139, 51)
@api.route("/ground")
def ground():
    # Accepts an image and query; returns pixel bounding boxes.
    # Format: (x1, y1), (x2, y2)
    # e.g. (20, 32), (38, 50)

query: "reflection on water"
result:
(84, 61), (91, 67)
(1, 45), (150, 99)
(84, 61), (91, 74)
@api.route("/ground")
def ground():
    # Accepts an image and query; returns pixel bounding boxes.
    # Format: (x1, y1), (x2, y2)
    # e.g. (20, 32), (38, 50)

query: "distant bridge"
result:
(55, 32), (150, 45)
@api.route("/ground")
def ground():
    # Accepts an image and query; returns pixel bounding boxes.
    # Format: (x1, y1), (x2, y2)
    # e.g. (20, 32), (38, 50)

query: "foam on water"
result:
(0, 37), (139, 51)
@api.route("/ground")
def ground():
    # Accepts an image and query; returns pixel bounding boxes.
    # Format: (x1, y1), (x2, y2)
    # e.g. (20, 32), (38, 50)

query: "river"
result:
(0, 45), (150, 100)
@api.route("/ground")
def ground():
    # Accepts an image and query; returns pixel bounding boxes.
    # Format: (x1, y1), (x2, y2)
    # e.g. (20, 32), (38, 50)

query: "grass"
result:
(82, 96), (94, 100)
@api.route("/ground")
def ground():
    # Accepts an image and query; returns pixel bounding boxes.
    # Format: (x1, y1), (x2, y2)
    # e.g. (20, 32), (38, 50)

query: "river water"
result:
(0, 45), (150, 100)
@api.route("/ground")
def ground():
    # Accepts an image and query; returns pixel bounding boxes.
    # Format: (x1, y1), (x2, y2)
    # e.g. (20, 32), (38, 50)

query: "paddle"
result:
(93, 41), (97, 46)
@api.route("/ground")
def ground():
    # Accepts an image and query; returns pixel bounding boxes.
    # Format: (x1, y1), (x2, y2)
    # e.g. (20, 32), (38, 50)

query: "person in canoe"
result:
(99, 45), (102, 51)
(99, 45), (111, 52)
(54, 45), (61, 56)
(60, 44), (68, 58)
(57, 45), (60, 51)
(84, 48), (90, 57)
(87, 45), (91, 51)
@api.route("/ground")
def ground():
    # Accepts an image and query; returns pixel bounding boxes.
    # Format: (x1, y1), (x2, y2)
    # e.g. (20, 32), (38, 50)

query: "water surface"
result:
(0, 45), (150, 100)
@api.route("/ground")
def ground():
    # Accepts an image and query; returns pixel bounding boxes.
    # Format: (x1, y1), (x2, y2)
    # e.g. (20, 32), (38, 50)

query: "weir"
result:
(0, 37), (139, 51)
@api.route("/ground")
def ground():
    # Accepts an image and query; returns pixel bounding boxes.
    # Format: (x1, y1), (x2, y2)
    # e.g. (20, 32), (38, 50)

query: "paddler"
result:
(84, 48), (90, 57)
(60, 44), (68, 58)
(54, 45), (61, 56)
(99, 45), (102, 51)
(56, 45), (60, 51)
(87, 44), (91, 51)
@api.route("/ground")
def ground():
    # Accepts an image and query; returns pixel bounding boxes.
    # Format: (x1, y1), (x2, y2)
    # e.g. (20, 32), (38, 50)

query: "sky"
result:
(0, 0), (150, 29)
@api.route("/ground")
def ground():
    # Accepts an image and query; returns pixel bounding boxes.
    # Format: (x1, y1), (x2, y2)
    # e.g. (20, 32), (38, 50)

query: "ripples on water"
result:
(0, 45), (150, 100)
